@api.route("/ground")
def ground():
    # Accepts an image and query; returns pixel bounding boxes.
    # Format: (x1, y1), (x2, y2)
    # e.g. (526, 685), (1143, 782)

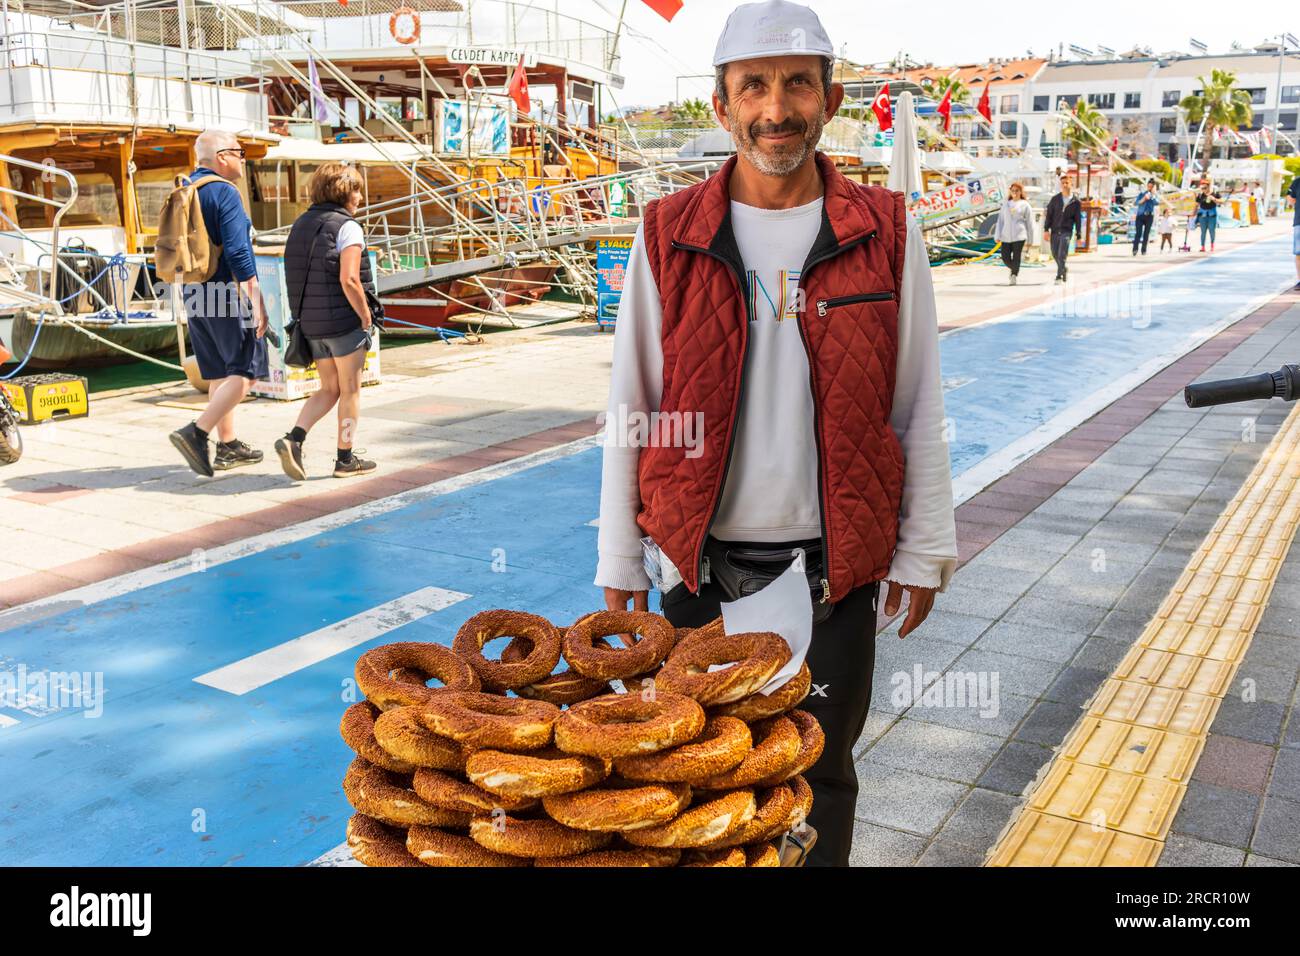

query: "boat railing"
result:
(56, 0), (621, 77)
(0, 152), (81, 316)
(0, 27), (269, 131)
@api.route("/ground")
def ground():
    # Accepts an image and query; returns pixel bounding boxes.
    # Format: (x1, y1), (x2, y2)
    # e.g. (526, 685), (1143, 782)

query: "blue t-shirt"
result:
(1135, 189), (1158, 216)
(187, 167), (256, 285)
(1290, 177), (1300, 226)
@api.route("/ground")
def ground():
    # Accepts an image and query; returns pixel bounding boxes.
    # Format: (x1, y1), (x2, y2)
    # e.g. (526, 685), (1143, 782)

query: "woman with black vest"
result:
(275, 162), (378, 479)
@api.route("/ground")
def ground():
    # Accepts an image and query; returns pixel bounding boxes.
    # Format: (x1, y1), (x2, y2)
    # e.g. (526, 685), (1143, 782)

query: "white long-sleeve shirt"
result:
(594, 197), (957, 595)
(994, 198), (1035, 244)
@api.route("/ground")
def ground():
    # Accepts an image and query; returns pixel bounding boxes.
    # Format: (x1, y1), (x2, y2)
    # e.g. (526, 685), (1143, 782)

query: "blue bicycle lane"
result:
(0, 232), (1291, 866)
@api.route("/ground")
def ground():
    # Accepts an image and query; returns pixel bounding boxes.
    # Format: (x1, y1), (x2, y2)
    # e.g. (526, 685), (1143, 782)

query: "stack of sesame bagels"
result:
(340, 608), (822, 867)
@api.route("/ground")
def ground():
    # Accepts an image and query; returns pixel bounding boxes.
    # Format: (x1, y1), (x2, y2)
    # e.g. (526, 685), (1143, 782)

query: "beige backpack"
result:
(153, 174), (226, 283)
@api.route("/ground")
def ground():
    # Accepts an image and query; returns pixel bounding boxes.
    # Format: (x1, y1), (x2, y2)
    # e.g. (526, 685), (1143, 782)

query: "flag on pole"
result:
(641, 0), (683, 21)
(508, 55), (531, 113)
(936, 84), (953, 132)
(307, 55), (334, 124)
(976, 82), (992, 123)
(872, 83), (892, 131)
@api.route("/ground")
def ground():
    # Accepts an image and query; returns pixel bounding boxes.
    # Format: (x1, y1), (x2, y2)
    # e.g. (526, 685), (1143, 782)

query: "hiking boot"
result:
(275, 436), (307, 481)
(214, 439), (264, 471)
(169, 422), (213, 477)
(333, 454), (377, 478)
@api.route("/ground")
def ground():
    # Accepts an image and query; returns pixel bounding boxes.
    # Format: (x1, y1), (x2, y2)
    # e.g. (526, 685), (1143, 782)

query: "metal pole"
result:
(608, 0), (629, 72)
(1274, 33), (1287, 149)
(177, 0), (194, 120)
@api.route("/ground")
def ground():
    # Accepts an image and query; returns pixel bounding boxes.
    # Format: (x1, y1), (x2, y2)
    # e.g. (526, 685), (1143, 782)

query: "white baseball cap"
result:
(712, 1), (835, 68)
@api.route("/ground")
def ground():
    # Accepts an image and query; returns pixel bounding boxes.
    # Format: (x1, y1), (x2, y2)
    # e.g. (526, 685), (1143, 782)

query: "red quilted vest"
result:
(636, 151), (907, 604)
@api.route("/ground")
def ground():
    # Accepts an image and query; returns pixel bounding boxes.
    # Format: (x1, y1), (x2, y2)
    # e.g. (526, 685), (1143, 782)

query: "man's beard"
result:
(728, 105), (824, 177)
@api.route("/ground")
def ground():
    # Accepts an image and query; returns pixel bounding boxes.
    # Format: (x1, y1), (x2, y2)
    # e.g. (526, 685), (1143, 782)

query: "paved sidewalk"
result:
(847, 291), (1300, 866)
(0, 219), (1288, 609)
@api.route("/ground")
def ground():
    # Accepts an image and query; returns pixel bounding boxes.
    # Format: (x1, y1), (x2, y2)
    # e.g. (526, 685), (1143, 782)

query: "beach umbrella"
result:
(887, 90), (924, 201)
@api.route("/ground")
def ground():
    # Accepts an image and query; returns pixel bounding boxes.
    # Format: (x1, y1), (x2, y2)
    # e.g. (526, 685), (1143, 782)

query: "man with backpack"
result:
(161, 129), (268, 477)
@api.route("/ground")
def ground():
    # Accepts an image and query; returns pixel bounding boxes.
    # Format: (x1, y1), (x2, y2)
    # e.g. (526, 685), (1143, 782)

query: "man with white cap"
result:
(594, 0), (956, 866)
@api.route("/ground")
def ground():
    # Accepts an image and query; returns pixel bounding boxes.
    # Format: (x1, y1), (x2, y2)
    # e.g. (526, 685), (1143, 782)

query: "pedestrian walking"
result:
(274, 162), (380, 480)
(1195, 179), (1223, 252)
(165, 130), (268, 477)
(1289, 174), (1300, 290)
(994, 181), (1035, 285)
(1132, 179), (1158, 255)
(1157, 208), (1176, 251)
(1043, 175), (1082, 282)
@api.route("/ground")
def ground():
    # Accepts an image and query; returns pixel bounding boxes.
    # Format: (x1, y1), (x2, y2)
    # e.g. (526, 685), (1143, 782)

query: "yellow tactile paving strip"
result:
(987, 403), (1300, 866)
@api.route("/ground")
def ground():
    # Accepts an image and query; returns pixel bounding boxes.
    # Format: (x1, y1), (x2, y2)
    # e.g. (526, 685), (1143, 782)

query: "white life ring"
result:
(389, 7), (420, 45)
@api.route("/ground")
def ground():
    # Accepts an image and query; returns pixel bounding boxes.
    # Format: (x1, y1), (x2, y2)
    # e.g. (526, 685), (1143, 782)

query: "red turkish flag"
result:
(872, 82), (892, 132)
(508, 55), (530, 113)
(936, 85), (953, 132)
(977, 82), (992, 123)
(641, 0), (683, 21)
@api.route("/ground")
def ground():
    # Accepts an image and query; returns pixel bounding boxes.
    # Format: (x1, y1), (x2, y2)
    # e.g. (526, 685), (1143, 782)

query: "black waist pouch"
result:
(702, 536), (834, 625)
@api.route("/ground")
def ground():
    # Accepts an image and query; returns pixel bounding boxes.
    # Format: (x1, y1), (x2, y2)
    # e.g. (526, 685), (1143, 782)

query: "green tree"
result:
(921, 75), (970, 104)
(672, 98), (714, 125)
(1061, 98), (1109, 164)
(1133, 157), (1176, 183)
(1179, 69), (1253, 170)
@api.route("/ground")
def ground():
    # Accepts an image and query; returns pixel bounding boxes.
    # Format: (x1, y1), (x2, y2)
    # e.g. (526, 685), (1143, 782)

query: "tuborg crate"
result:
(0, 373), (89, 424)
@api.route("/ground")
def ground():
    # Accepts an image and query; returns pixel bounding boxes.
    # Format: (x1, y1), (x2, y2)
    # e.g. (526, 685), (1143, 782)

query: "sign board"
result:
(908, 174), (1008, 230)
(447, 47), (538, 68)
(596, 237), (633, 330)
(251, 252), (380, 401)
(438, 100), (510, 156)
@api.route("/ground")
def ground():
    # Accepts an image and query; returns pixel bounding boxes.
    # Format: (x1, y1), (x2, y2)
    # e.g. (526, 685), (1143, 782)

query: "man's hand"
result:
(604, 587), (648, 611)
(883, 581), (937, 639)
(255, 310), (268, 340)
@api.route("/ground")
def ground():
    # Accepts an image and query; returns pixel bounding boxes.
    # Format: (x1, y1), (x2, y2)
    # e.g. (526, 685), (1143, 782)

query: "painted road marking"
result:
(987, 400), (1300, 865)
(194, 586), (470, 695)
(0, 434), (601, 634)
(0, 714), (20, 728)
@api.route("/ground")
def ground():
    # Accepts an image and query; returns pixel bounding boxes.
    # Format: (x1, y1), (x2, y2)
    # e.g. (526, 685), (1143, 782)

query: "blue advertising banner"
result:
(596, 237), (633, 331)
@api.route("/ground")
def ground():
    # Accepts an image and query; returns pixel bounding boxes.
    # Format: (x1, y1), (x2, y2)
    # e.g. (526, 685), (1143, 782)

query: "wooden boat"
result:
(8, 309), (179, 369)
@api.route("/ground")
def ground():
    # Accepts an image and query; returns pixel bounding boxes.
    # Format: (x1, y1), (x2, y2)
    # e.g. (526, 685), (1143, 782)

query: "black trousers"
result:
(659, 543), (880, 867)
(1049, 231), (1071, 278)
(998, 239), (1025, 276)
(1133, 212), (1153, 253)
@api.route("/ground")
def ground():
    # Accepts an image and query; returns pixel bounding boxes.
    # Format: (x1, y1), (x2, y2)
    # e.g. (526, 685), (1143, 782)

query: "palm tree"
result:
(1179, 69), (1253, 171)
(922, 75), (969, 104)
(672, 98), (714, 126)
(1060, 98), (1109, 164)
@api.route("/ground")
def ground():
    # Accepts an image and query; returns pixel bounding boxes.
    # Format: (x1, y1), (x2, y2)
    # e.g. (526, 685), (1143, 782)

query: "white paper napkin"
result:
(710, 548), (813, 695)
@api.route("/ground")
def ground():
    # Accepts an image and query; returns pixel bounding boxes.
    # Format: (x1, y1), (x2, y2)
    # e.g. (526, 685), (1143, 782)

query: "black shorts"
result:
(307, 327), (371, 361)
(188, 310), (268, 381)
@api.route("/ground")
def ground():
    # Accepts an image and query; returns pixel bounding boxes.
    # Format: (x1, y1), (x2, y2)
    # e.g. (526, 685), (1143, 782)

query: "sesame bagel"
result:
(468, 814), (612, 858)
(656, 631), (791, 706)
(418, 691), (559, 751)
(712, 661), (811, 721)
(453, 610), (562, 690)
(622, 788), (756, 848)
(346, 813), (422, 867)
(612, 716), (752, 784)
(355, 642), (480, 710)
(502, 635), (610, 705)
(785, 773), (814, 833)
(752, 708), (824, 786)
(679, 846), (747, 867)
(534, 847), (681, 867)
(745, 842), (782, 867)
(465, 747), (610, 800)
(406, 825), (529, 868)
(342, 757), (472, 828)
(562, 610), (677, 680)
(339, 701), (416, 774)
(694, 716), (802, 790)
(372, 706), (467, 772)
(411, 767), (538, 814)
(705, 783), (796, 848)
(542, 779), (691, 832)
(554, 690), (705, 759)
